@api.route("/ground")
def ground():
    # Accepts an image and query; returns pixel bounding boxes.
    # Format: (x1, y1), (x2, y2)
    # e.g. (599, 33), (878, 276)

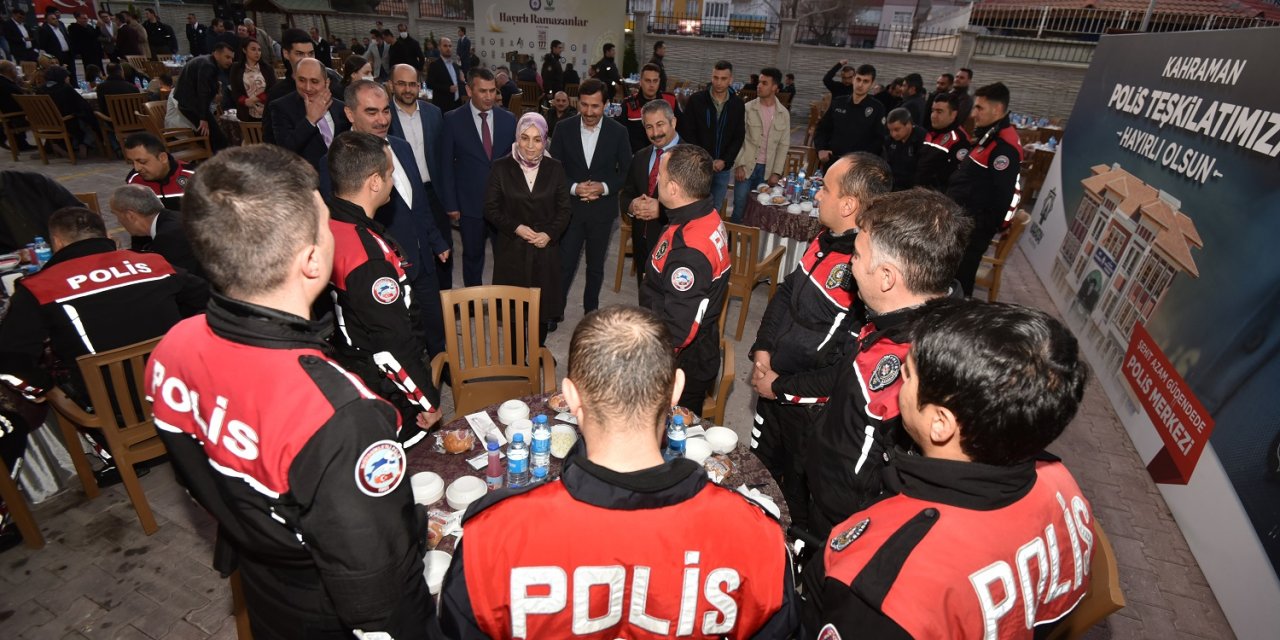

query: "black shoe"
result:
(0, 526), (22, 553)
(94, 463), (150, 488)
(545, 320), (558, 334)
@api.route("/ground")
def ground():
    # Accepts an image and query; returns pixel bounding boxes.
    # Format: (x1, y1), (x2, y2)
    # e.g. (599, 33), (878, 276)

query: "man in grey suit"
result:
(549, 79), (632, 319)
(388, 64), (453, 291)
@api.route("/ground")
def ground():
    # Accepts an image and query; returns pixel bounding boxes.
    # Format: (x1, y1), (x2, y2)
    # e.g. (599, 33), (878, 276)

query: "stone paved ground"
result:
(0, 140), (1236, 638)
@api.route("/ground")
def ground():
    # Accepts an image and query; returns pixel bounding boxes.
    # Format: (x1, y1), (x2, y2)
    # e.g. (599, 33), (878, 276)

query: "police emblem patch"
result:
(864, 106), (873, 117)
(372, 277), (400, 305)
(868, 354), (902, 391)
(176, 175), (189, 187)
(817, 624), (844, 640)
(355, 440), (406, 497)
(956, 148), (969, 162)
(671, 266), (695, 292)
(830, 518), (870, 552)
(653, 239), (669, 261)
(825, 263), (849, 290)
(993, 155), (1011, 171)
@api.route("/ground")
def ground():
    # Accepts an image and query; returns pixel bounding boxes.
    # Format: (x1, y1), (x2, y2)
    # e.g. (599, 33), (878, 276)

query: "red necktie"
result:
(480, 111), (493, 160)
(647, 147), (664, 196)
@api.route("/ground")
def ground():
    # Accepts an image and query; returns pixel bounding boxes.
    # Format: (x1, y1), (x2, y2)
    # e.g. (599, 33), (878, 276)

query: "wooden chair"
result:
(0, 109), (30, 162)
(1046, 520), (1125, 639)
(517, 81), (542, 111)
(0, 457), (44, 549)
(47, 338), (167, 535)
(974, 210), (1031, 302)
(803, 102), (822, 146)
(96, 92), (149, 155)
(229, 570), (252, 639)
(506, 92), (524, 116)
(143, 60), (168, 80)
(784, 146), (815, 176)
(20, 61), (37, 80)
(431, 286), (556, 417)
(138, 100), (212, 164)
(699, 340), (734, 426)
(74, 192), (100, 213)
(15, 94), (78, 164)
(240, 121), (264, 145)
(722, 222), (786, 340)
(613, 210), (636, 292)
(564, 83), (579, 97)
(125, 55), (149, 71)
(777, 92), (793, 109)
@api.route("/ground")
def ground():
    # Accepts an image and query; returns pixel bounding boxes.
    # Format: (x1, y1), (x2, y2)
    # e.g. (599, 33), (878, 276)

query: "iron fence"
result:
(795, 23), (959, 56)
(974, 34), (1096, 64)
(647, 13), (780, 43)
(969, 4), (1278, 38)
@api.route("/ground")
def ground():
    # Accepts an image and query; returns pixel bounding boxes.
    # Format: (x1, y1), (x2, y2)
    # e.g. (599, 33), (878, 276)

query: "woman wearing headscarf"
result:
(483, 112), (571, 342)
(229, 37), (275, 123)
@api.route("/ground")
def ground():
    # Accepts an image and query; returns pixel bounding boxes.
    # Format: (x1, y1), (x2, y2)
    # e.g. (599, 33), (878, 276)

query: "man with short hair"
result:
(641, 144), (730, 414)
(952, 67), (974, 122)
(388, 23), (423, 71)
(243, 18), (276, 66)
(324, 131), (442, 446)
(266, 57), (351, 172)
(749, 152), (892, 533)
(619, 62), (679, 153)
(426, 36), (465, 113)
(620, 99), (681, 288)
(142, 8), (177, 56)
(97, 11), (118, 62)
(4, 9), (36, 62)
(815, 63), (886, 168)
(206, 18), (237, 52)
(264, 28), (340, 106)
(38, 9), (75, 81)
(648, 40), (668, 91)
(172, 42), (235, 150)
(928, 72), (954, 105)
(593, 42), (620, 100)
(916, 92), (970, 191)
(68, 12), (103, 75)
(440, 68), (516, 287)
(550, 78), (632, 320)
(947, 82), (1021, 296)
(822, 60), (854, 99)
(545, 90), (576, 137)
(817, 299), (1093, 638)
(781, 73), (797, 98)
(185, 13), (208, 56)
(0, 62), (33, 150)
(96, 62), (140, 114)
(440, 305), (799, 637)
(899, 73), (926, 127)
(883, 107), (925, 191)
(455, 25), (471, 74)
(110, 183), (203, 277)
(366, 28), (390, 80)
(308, 26), (332, 69)
(388, 64), (452, 291)
(678, 60), (745, 211)
(148, 144), (436, 639)
(124, 131), (195, 211)
(731, 67), (790, 222)
(541, 39), (564, 94)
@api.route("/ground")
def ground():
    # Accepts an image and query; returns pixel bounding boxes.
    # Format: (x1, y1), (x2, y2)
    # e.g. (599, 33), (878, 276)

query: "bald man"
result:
(265, 58), (351, 171)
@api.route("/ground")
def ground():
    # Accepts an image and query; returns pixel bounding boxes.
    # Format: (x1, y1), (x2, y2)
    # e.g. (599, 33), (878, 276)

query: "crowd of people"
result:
(0, 15), (1100, 639)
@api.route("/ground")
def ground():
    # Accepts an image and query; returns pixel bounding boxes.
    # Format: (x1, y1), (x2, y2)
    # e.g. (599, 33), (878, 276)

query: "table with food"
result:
(739, 180), (824, 274)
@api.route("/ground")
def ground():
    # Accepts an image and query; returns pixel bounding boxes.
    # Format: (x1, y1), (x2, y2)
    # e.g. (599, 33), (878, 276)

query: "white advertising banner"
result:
(474, 0), (625, 71)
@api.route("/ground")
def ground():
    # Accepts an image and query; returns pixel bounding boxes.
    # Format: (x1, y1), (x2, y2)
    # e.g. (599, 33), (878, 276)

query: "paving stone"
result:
(1116, 565), (1164, 607)
(34, 564), (117, 612)
(0, 598), (56, 636)
(1107, 533), (1153, 572)
(159, 620), (210, 640)
(22, 595), (106, 638)
(1164, 592), (1233, 638)
(104, 625), (153, 640)
(182, 590), (234, 636)
(80, 594), (161, 639)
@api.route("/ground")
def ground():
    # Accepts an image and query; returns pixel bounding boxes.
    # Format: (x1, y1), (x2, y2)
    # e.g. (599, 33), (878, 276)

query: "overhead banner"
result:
(474, 0), (624, 72)
(1021, 27), (1280, 638)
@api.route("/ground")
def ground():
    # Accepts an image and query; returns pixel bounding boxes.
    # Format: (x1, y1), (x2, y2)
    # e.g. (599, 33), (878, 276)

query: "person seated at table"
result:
(230, 36), (276, 123)
(440, 304), (800, 638)
(494, 66), (519, 110)
(814, 298), (1093, 638)
(109, 183), (205, 278)
(83, 64), (103, 89)
(145, 73), (173, 101)
(0, 61), (35, 153)
(883, 106), (925, 191)
(748, 152), (891, 535)
(123, 131), (194, 212)
(562, 62), (580, 85)
(36, 66), (100, 157)
(544, 90), (576, 138)
(95, 63), (141, 115)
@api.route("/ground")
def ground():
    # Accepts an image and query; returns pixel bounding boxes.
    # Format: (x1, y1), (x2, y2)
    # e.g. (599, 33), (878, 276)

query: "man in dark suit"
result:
(265, 58), (350, 173)
(541, 40), (564, 95)
(96, 11), (118, 62)
(426, 36), (465, 113)
(389, 64), (453, 291)
(109, 184), (204, 278)
(185, 14), (208, 56)
(593, 43), (620, 100)
(549, 78), (631, 318)
(619, 99), (681, 289)
(4, 10), (36, 62)
(440, 68), (515, 287)
(68, 12), (102, 75)
(264, 28), (342, 107)
(308, 26), (332, 70)
(389, 23), (424, 72)
(38, 10), (76, 82)
(172, 43), (235, 151)
(456, 26), (471, 75)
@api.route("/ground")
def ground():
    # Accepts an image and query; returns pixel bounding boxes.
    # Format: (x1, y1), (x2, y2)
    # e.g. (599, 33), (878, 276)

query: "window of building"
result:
(1091, 216), (1106, 241)
(1100, 223), (1131, 262)
(1136, 224), (1156, 243)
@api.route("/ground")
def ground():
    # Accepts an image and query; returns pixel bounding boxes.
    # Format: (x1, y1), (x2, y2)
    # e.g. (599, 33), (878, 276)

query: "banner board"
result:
(1021, 27), (1280, 638)
(473, 0), (624, 73)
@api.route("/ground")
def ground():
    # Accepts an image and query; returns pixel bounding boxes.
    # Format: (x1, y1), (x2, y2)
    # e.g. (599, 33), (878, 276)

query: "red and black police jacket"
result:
(917, 122), (971, 191)
(946, 117), (1023, 232)
(621, 91), (680, 152)
(147, 295), (435, 638)
(126, 157), (194, 211)
(819, 453), (1094, 639)
(750, 230), (859, 406)
(640, 198), (731, 384)
(440, 454), (800, 639)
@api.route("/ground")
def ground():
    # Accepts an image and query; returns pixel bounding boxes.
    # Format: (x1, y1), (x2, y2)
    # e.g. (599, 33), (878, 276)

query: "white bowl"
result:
(755, 192), (771, 205)
(550, 423), (578, 458)
(410, 472), (444, 505)
(705, 426), (739, 454)
(786, 203), (802, 214)
(497, 400), (530, 425)
(505, 418), (533, 444)
(800, 201), (814, 212)
(446, 476), (487, 511)
(423, 549), (452, 595)
(684, 438), (713, 465)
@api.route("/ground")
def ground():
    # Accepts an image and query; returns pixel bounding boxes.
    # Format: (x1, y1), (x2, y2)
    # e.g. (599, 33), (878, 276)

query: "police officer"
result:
(815, 64), (887, 168)
(640, 144), (730, 415)
(947, 82), (1022, 296)
(749, 152), (891, 533)
(324, 131), (442, 448)
(882, 107), (925, 191)
(916, 92), (971, 191)
(440, 305), (799, 638)
(147, 145), (437, 639)
(618, 63), (680, 153)
(0, 206), (206, 484)
(124, 131), (196, 212)
(816, 299), (1093, 638)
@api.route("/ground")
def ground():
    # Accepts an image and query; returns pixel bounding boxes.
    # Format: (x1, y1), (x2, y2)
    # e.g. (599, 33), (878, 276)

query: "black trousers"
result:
(423, 182), (454, 291)
(752, 398), (821, 533)
(956, 223), (1000, 297)
(180, 108), (228, 152)
(459, 217), (496, 288)
(631, 215), (663, 290)
(677, 375), (712, 417)
(559, 209), (616, 315)
(409, 265), (446, 358)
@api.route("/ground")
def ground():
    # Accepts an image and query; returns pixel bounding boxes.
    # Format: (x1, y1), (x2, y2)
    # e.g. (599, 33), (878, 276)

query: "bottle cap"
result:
(512, 433), (524, 443)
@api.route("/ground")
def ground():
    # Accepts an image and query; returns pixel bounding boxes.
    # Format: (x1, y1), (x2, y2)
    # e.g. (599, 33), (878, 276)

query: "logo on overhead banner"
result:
(475, 0), (623, 70)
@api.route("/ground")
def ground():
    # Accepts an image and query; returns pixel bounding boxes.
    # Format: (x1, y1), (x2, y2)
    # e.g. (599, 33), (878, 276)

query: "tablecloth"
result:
(740, 199), (821, 274)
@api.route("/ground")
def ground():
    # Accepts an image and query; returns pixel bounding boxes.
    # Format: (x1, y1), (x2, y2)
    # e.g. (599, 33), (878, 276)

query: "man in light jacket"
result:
(731, 67), (791, 223)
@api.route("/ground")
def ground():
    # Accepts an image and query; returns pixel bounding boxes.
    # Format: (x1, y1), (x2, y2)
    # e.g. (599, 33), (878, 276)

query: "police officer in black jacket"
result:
(883, 107), (925, 191)
(815, 64), (886, 169)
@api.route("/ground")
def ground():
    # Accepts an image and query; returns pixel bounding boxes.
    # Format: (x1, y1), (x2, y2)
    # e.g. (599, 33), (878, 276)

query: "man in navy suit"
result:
(265, 58), (350, 173)
(440, 68), (515, 288)
(549, 78), (632, 319)
(388, 64), (453, 292)
(342, 80), (450, 355)
(38, 9), (75, 82)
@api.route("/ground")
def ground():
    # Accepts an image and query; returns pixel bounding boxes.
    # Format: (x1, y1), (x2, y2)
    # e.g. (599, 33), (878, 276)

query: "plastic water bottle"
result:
(33, 237), (52, 267)
(664, 416), (686, 461)
(484, 433), (504, 491)
(531, 414), (551, 476)
(506, 433), (530, 488)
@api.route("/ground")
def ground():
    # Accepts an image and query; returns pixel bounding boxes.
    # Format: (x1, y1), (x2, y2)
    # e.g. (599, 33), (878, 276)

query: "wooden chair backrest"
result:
(507, 91), (524, 115)
(724, 222), (761, 281)
(144, 60), (167, 80)
(105, 93), (149, 133)
(1046, 520), (1125, 639)
(993, 210), (1031, 265)
(702, 339), (734, 426)
(139, 100), (167, 135)
(564, 82), (579, 97)
(125, 55), (149, 70)
(20, 61), (37, 79)
(74, 338), (163, 449)
(74, 192), (100, 213)
(240, 121), (264, 145)
(517, 80), (541, 99)
(784, 146), (814, 175)
(438, 285), (544, 391)
(777, 92), (793, 108)
(14, 94), (66, 133)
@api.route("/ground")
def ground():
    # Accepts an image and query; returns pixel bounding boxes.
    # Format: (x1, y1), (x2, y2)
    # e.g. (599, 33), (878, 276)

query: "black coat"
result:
(264, 91), (350, 173)
(389, 36), (424, 71)
(4, 18), (35, 61)
(546, 115), (631, 221)
(171, 54), (222, 125)
(0, 170), (80, 251)
(38, 21), (73, 62)
(229, 60), (277, 122)
(541, 53), (563, 93)
(593, 55), (620, 98)
(143, 20), (177, 55)
(186, 22), (209, 56)
(426, 57), (465, 113)
(678, 90), (746, 166)
(0, 75), (24, 115)
(483, 155), (571, 323)
(148, 209), (204, 279)
(68, 22), (103, 65)
(96, 78), (141, 114)
(314, 38), (332, 69)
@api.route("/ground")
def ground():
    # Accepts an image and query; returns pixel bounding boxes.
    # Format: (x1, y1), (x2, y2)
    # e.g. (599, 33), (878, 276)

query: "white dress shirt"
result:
(570, 118), (608, 196)
(388, 146), (414, 209)
(394, 100), (430, 182)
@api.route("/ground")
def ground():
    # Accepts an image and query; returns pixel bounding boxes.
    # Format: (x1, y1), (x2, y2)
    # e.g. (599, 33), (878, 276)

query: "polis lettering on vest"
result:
(150, 361), (261, 461)
(509, 552), (741, 637)
(66, 260), (154, 289)
(968, 491), (1094, 640)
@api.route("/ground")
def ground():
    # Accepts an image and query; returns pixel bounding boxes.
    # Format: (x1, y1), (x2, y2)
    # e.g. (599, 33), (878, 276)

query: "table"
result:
(740, 198), (822, 274)
(406, 392), (788, 555)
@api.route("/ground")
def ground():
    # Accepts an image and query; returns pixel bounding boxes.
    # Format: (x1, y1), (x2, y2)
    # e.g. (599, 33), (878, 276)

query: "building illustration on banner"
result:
(1049, 163), (1203, 377)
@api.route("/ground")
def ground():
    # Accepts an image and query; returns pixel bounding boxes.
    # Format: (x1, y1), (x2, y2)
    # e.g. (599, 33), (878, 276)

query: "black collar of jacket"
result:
(886, 447), (1057, 510)
(819, 228), (856, 255)
(928, 118), (965, 137)
(43, 237), (115, 269)
(327, 196), (386, 235)
(973, 116), (1013, 147)
(665, 197), (715, 225)
(860, 282), (962, 348)
(561, 453), (708, 510)
(206, 292), (334, 351)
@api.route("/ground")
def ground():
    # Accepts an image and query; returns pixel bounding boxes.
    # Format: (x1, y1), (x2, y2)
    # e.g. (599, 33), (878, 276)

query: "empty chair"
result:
(974, 210), (1031, 302)
(15, 93), (79, 164)
(699, 339), (735, 427)
(721, 222), (786, 340)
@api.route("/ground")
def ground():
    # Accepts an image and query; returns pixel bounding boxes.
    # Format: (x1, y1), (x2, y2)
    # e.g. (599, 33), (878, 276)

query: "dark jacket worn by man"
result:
(147, 209), (204, 278)
(884, 125), (925, 191)
(96, 77), (141, 114)
(143, 18), (177, 55)
(68, 20), (103, 70)
(917, 123), (971, 192)
(172, 54), (223, 134)
(38, 18), (75, 77)
(389, 34), (424, 71)
(126, 157), (194, 211)
(185, 20), (208, 56)
(4, 16), (36, 62)
(593, 54), (620, 99)
(0, 170), (81, 251)
(619, 91), (679, 153)
(425, 56), (465, 113)
(540, 53), (563, 94)
(815, 95), (886, 163)
(265, 92), (350, 172)
(678, 89), (745, 175)
(946, 115), (1022, 295)
(822, 62), (851, 100)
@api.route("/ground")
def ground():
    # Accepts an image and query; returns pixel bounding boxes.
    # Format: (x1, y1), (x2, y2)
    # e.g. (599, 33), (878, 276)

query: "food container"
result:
(504, 417), (533, 444)
(547, 392), (571, 413)
(440, 428), (476, 454)
(669, 405), (698, 427)
(684, 438), (712, 465)
(703, 454), (736, 484)
(756, 192), (772, 205)
(445, 476), (487, 511)
(800, 201), (814, 213)
(550, 423), (578, 458)
(756, 183), (770, 193)
(496, 399), (530, 425)
(410, 472), (444, 505)
(786, 203), (802, 214)
(705, 426), (739, 454)
(423, 549), (452, 595)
